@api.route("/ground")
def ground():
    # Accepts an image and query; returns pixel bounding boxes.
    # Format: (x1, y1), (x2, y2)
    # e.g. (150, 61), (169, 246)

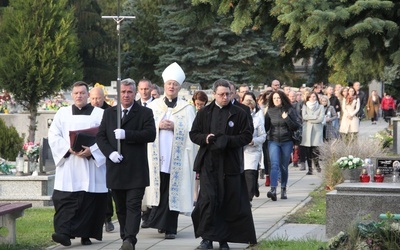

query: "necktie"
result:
(122, 109), (128, 123)
(143, 102), (147, 107)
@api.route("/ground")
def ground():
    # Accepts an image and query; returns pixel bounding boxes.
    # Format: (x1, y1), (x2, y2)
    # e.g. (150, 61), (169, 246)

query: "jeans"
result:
(268, 140), (293, 188)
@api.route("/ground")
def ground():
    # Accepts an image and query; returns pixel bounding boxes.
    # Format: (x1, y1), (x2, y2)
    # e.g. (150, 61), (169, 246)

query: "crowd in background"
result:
(48, 68), (398, 250)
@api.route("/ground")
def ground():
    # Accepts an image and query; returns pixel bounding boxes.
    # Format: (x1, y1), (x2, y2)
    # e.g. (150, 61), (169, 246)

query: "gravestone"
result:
(326, 183), (400, 237)
(373, 157), (400, 182)
(39, 138), (55, 174)
(392, 118), (400, 154)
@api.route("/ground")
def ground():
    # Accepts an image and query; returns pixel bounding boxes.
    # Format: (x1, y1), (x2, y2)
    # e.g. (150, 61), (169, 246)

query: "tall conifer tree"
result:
(0, 0), (82, 142)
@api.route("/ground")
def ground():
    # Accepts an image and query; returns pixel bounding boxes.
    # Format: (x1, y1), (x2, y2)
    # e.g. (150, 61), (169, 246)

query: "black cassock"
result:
(191, 104), (257, 244)
(52, 105), (107, 240)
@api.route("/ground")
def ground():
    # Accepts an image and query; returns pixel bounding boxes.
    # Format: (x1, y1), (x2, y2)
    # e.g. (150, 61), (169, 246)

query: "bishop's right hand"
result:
(109, 151), (123, 163)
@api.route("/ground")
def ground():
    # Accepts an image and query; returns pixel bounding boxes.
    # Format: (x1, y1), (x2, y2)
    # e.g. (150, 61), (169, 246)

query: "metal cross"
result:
(102, 0), (135, 153)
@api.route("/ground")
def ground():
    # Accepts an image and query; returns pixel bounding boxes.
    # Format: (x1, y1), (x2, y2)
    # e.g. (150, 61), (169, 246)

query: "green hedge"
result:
(0, 118), (23, 160)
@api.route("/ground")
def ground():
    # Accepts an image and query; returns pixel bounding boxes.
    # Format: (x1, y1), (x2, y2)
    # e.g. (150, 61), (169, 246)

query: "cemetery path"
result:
(47, 119), (389, 250)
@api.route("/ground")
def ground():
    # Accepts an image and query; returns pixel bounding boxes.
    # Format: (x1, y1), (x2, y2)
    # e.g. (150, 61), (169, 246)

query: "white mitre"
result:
(162, 62), (186, 85)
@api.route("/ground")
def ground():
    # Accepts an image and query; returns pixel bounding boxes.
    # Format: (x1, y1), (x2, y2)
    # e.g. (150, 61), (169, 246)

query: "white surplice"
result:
(48, 106), (107, 193)
(144, 98), (197, 213)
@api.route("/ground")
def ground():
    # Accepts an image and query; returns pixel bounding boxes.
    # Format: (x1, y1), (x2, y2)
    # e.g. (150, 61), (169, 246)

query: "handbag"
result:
(291, 126), (302, 145)
(288, 108), (302, 144)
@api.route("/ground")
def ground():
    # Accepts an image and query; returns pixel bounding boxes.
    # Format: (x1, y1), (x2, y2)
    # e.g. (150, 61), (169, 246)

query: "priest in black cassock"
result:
(189, 79), (257, 250)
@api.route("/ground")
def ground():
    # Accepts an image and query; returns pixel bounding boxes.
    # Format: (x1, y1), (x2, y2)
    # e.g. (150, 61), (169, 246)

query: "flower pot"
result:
(342, 168), (361, 183)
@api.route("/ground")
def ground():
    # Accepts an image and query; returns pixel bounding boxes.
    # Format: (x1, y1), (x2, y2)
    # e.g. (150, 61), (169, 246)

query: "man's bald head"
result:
(90, 87), (106, 107)
(271, 80), (280, 91)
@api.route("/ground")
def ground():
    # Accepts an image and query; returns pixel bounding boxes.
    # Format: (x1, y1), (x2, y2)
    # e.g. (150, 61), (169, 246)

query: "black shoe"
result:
(52, 233), (71, 246)
(141, 220), (150, 228)
(81, 237), (92, 245)
(306, 171), (313, 175)
(317, 167), (322, 173)
(105, 221), (115, 232)
(164, 233), (176, 239)
(281, 187), (287, 199)
(219, 241), (230, 250)
(196, 239), (213, 249)
(158, 229), (166, 234)
(267, 188), (277, 201)
(119, 239), (134, 250)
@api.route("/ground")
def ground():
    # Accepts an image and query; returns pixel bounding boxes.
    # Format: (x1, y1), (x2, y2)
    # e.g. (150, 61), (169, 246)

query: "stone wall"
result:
(0, 111), (55, 142)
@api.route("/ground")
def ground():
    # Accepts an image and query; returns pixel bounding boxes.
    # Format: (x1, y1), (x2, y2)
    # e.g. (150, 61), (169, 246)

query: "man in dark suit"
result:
(96, 78), (156, 250)
(228, 81), (253, 131)
(136, 78), (154, 107)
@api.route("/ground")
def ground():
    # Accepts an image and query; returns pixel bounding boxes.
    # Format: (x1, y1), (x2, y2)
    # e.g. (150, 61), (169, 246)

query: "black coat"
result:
(190, 101), (252, 174)
(96, 102), (156, 189)
(265, 106), (300, 143)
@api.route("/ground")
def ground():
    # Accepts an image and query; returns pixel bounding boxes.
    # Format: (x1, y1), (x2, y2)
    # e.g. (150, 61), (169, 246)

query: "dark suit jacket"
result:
(136, 97), (153, 107)
(96, 101), (156, 189)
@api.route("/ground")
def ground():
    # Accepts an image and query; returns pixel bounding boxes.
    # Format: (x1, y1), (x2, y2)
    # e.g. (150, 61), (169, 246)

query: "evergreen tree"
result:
(69, 0), (117, 85)
(0, 0), (82, 142)
(195, 0), (400, 84)
(153, 0), (283, 88)
(122, 0), (162, 83)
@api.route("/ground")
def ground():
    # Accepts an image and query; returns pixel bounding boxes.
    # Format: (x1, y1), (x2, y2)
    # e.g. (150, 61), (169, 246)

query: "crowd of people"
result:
(48, 63), (393, 250)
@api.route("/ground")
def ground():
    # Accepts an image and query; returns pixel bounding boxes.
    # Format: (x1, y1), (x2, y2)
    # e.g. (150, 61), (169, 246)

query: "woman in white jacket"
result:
(242, 92), (267, 202)
(339, 87), (360, 142)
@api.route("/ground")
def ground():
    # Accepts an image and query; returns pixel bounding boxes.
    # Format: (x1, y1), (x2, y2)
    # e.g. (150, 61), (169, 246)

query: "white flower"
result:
(336, 155), (364, 169)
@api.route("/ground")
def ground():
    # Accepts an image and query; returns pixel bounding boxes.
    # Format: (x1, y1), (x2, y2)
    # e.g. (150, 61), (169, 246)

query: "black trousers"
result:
(244, 169), (259, 201)
(105, 190), (114, 222)
(262, 142), (271, 175)
(146, 172), (179, 234)
(112, 187), (145, 245)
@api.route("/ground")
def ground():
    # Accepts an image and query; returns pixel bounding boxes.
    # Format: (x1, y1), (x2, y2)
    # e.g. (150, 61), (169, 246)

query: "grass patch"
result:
(285, 188), (327, 225)
(260, 238), (327, 249)
(1, 207), (54, 250)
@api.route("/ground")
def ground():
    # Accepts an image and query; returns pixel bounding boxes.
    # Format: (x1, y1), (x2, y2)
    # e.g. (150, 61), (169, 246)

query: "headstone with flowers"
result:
(335, 155), (364, 182)
(23, 142), (40, 175)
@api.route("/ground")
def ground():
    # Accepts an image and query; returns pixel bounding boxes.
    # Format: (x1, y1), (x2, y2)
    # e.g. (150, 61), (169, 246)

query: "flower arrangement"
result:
(326, 217), (400, 249)
(0, 99), (7, 113)
(335, 155), (364, 169)
(0, 158), (14, 175)
(39, 98), (70, 111)
(0, 99), (16, 113)
(23, 142), (40, 162)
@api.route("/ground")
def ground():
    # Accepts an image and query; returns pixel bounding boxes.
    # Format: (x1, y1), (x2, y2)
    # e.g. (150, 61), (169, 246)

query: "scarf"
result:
(306, 101), (317, 111)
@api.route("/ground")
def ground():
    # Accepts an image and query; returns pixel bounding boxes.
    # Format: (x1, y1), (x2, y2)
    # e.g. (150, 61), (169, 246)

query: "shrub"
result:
(0, 118), (23, 160)
(326, 217), (400, 249)
(319, 137), (388, 189)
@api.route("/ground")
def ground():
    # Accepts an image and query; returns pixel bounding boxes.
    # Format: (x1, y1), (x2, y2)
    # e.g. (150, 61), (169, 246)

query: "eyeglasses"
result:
(215, 92), (231, 97)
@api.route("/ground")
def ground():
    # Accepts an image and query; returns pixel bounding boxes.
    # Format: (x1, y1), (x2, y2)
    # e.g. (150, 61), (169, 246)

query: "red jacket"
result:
(381, 96), (396, 111)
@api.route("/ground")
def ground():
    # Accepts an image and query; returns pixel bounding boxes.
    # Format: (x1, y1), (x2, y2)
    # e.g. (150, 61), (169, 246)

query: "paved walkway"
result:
(47, 119), (389, 250)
